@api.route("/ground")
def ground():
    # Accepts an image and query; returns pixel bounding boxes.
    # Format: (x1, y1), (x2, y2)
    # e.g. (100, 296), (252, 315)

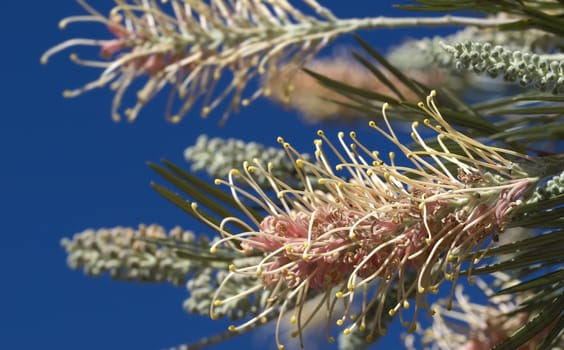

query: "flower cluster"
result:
(40, 0), (340, 123)
(185, 134), (310, 188)
(192, 91), (538, 349)
(42, 1), (519, 124)
(404, 276), (562, 350)
(441, 41), (564, 93)
(61, 224), (207, 285)
(264, 54), (445, 123)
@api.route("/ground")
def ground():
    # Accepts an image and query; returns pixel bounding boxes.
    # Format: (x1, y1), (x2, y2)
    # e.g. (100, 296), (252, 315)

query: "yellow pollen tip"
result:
(425, 238), (431, 245)
(447, 255), (457, 262)
(210, 313), (218, 320)
(418, 287), (425, 294)
(366, 334), (374, 342)
(291, 331), (298, 338)
(214, 300), (222, 306)
(368, 121), (376, 127)
(412, 121), (419, 128)
(290, 315), (296, 324)
(58, 20), (67, 29)
(214, 179), (221, 185)
(229, 264), (236, 272)
(335, 291), (344, 298)
(69, 53), (78, 62)
(296, 159), (304, 168)
(209, 247), (217, 254)
(468, 278), (475, 285)
(283, 142), (290, 149)
(241, 99), (250, 106)
(336, 165), (343, 171)
(409, 324), (417, 333)
(430, 308), (436, 315)
(359, 324), (366, 332)
(318, 179), (327, 185)
(336, 319), (344, 326)
(403, 301), (410, 309)
(231, 169), (241, 176)
(191, 202), (198, 210)
(228, 325), (236, 332)
(328, 336), (335, 343)
(256, 268), (263, 276)
(349, 232), (356, 239)
(63, 90), (73, 98)
(201, 107), (211, 117)
(317, 130), (324, 136)
(247, 166), (255, 173)
(388, 309), (396, 316)
(278, 345), (285, 350)
(343, 328), (351, 336)
(349, 131), (356, 138)
(417, 102), (425, 108)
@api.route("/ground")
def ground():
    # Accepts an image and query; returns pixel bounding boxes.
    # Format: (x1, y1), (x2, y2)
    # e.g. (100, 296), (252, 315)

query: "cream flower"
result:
(193, 91), (538, 349)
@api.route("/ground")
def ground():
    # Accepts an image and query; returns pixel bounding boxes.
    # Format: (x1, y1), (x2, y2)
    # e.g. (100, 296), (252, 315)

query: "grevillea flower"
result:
(192, 91), (539, 349)
(41, 1), (517, 123)
(264, 54), (446, 124)
(41, 0), (339, 123)
(404, 275), (561, 350)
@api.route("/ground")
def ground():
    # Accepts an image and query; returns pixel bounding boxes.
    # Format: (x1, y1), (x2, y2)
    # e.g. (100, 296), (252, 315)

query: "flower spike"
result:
(190, 91), (540, 348)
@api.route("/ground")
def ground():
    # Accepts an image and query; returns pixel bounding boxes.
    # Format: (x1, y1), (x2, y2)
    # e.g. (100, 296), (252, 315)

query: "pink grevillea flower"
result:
(193, 91), (539, 350)
(404, 275), (559, 350)
(40, 0), (342, 123)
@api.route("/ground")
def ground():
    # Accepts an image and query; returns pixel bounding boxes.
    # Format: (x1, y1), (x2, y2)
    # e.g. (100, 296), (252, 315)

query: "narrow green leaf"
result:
(479, 229), (564, 258)
(495, 269), (564, 295)
(302, 68), (401, 103)
(538, 313), (564, 350)
(353, 35), (426, 99)
(468, 246), (564, 275)
(351, 51), (406, 99)
(148, 162), (238, 220)
(493, 295), (564, 350)
(161, 159), (242, 211)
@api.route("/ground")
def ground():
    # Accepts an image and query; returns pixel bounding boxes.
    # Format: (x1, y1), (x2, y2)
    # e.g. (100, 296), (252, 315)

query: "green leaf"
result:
(351, 51), (406, 99)
(495, 269), (564, 295)
(493, 294), (564, 350)
(302, 68), (401, 104)
(353, 34), (426, 99)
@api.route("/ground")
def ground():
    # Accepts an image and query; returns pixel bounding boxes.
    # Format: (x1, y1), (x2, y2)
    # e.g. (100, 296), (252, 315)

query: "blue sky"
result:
(0, 1), (460, 349)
